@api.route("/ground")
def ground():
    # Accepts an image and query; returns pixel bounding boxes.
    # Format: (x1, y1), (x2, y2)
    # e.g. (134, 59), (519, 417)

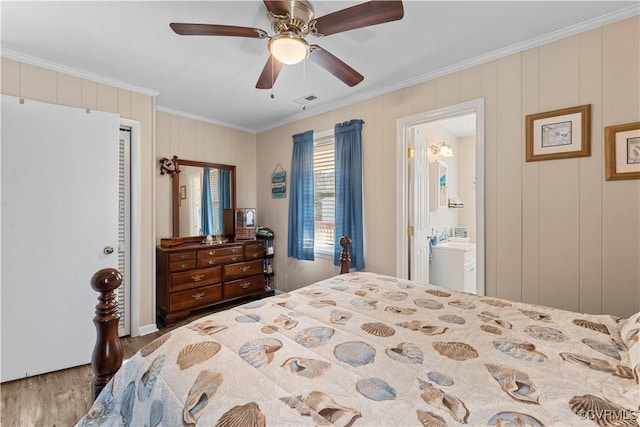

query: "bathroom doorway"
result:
(395, 99), (485, 295)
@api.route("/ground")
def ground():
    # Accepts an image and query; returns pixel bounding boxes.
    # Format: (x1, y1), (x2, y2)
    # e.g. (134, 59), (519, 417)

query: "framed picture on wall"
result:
(604, 121), (640, 181)
(525, 104), (591, 162)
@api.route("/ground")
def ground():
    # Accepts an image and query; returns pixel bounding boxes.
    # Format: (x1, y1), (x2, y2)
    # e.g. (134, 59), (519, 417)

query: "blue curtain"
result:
(334, 119), (365, 270)
(201, 168), (214, 235)
(218, 168), (231, 232)
(288, 130), (315, 261)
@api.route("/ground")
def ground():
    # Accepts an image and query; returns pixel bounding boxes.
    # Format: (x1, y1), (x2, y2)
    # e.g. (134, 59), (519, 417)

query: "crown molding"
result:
(3, 4), (637, 134)
(391, 4), (640, 94)
(155, 105), (256, 134)
(256, 4), (640, 133)
(1, 49), (159, 97)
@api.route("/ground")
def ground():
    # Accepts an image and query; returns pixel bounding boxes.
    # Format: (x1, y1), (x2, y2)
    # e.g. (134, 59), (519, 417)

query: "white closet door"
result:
(1, 95), (119, 381)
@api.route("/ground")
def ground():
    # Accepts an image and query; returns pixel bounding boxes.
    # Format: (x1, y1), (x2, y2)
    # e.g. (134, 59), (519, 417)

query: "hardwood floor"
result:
(0, 309), (217, 427)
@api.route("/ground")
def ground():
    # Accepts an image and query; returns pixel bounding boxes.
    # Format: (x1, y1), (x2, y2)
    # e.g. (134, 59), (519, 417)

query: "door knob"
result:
(103, 246), (114, 255)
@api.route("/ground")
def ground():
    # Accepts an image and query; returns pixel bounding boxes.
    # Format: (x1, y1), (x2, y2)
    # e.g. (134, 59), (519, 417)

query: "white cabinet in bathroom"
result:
(429, 242), (477, 293)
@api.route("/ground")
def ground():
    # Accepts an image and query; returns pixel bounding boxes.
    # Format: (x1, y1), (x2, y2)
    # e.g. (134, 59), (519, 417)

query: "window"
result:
(313, 131), (335, 255)
(208, 171), (223, 233)
(288, 121), (364, 267)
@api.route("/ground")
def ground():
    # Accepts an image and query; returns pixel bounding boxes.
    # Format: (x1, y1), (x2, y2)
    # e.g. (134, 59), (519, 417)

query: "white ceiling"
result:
(2, 1), (637, 133)
(438, 114), (476, 138)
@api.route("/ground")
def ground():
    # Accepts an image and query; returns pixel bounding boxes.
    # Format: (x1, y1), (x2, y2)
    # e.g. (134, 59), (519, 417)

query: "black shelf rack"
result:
(257, 228), (275, 296)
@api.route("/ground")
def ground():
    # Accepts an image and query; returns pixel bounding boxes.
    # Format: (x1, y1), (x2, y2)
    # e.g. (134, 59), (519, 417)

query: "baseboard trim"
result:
(137, 323), (159, 336)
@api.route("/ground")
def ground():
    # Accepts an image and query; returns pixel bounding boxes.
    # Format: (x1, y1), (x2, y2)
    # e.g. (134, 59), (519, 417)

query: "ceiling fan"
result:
(169, 1), (404, 89)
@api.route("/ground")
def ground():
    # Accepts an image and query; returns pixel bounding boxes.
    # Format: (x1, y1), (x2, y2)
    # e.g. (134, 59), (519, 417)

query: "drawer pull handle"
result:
(208, 250), (216, 255)
(240, 282), (251, 289)
(231, 248), (240, 253)
(179, 263), (188, 269)
(208, 260), (216, 265)
(240, 266), (251, 273)
(179, 254), (189, 259)
(231, 256), (239, 261)
(191, 292), (205, 300)
(191, 274), (205, 282)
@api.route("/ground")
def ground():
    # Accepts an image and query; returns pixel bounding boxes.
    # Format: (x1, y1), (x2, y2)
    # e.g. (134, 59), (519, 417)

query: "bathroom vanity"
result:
(429, 242), (477, 294)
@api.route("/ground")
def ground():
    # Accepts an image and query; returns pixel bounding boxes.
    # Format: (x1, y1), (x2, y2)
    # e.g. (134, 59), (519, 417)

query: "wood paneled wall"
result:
(2, 17), (637, 320)
(256, 16), (640, 318)
(1, 58), (157, 329)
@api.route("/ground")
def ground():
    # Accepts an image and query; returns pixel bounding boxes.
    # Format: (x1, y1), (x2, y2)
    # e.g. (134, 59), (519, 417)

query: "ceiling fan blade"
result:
(309, 45), (364, 87)
(263, 1), (291, 17)
(310, 1), (404, 36)
(256, 55), (285, 89)
(170, 23), (268, 38)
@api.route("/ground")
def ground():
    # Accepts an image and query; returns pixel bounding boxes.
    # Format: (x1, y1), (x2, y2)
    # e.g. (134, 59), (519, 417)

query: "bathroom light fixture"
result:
(268, 32), (309, 65)
(430, 142), (454, 157)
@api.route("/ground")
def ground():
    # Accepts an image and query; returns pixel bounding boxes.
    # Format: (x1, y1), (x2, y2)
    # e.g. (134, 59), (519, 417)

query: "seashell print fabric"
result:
(77, 272), (638, 426)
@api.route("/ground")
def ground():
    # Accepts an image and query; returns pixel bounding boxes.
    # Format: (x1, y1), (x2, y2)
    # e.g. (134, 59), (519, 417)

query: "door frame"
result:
(120, 118), (143, 336)
(395, 98), (485, 295)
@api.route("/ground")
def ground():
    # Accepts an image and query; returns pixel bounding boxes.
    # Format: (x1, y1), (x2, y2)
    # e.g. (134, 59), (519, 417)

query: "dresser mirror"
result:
(171, 158), (236, 237)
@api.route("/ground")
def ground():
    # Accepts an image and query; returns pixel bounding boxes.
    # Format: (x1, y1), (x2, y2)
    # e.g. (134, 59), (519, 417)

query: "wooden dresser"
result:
(156, 240), (265, 325)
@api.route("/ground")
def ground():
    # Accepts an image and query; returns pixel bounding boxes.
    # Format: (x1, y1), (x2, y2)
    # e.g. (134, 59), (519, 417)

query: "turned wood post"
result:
(339, 236), (352, 274)
(90, 268), (123, 401)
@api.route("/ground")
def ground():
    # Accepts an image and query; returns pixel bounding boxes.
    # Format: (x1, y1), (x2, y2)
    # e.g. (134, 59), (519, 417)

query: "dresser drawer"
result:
(224, 259), (263, 281)
(170, 284), (222, 312)
(168, 251), (196, 263)
(244, 244), (264, 260)
(198, 246), (243, 258)
(169, 259), (197, 272)
(170, 266), (222, 292)
(224, 274), (264, 299)
(245, 242), (264, 253)
(198, 254), (243, 268)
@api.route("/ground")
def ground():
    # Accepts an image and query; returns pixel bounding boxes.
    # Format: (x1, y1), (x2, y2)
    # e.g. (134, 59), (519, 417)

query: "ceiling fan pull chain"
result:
(270, 56), (275, 99)
(302, 60), (307, 110)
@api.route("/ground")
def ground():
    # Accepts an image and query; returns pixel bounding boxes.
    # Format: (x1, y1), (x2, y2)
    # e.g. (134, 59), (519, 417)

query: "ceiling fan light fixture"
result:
(268, 32), (309, 64)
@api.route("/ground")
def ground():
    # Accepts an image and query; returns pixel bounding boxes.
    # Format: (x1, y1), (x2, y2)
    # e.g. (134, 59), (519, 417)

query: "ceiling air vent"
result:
(294, 94), (319, 106)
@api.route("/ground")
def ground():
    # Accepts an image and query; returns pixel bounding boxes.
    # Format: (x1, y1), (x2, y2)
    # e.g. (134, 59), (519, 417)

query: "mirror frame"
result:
(172, 158), (236, 237)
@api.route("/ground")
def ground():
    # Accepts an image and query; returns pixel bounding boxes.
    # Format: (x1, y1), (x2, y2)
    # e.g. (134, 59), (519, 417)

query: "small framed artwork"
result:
(604, 121), (640, 181)
(180, 185), (187, 199)
(526, 104), (591, 162)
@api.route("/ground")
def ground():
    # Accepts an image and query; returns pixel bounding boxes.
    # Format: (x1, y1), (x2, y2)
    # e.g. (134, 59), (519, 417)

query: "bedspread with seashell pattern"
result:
(77, 272), (639, 426)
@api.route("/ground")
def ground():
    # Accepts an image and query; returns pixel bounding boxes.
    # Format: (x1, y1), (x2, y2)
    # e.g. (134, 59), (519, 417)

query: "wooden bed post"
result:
(90, 268), (123, 401)
(86, 236), (352, 402)
(339, 236), (351, 274)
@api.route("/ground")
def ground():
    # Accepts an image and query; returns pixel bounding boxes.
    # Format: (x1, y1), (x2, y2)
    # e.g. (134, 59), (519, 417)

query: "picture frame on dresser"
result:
(525, 104), (591, 162)
(604, 121), (640, 181)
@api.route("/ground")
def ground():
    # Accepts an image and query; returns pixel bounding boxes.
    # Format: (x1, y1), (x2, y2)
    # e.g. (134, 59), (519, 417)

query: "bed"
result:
(78, 238), (639, 426)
